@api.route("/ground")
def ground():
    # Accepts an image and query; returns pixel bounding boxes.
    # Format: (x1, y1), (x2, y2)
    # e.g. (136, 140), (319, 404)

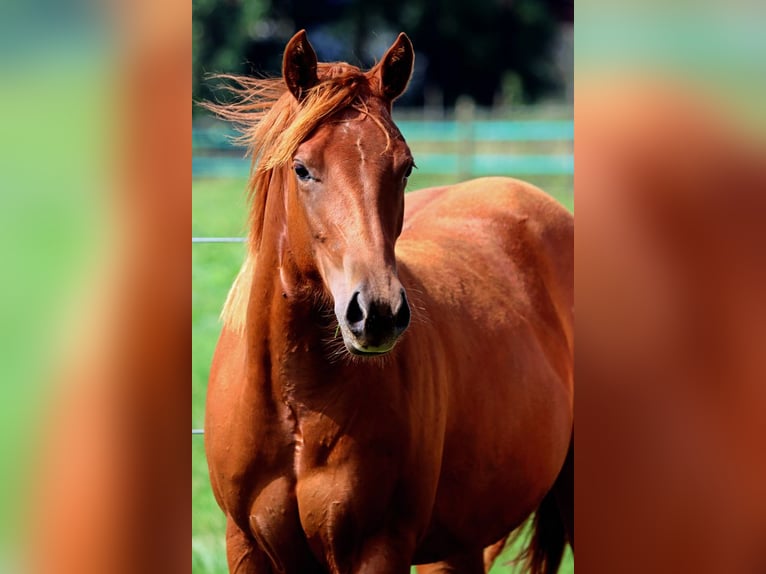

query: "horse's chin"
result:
(347, 345), (391, 357)
(343, 337), (396, 357)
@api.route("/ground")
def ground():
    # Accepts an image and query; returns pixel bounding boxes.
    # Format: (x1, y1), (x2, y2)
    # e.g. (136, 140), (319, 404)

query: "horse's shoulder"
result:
(209, 326), (247, 382)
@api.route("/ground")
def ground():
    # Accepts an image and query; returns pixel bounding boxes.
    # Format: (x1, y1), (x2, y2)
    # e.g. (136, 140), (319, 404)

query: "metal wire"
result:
(192, 238), (244, 434)
(192, 237), (246, 243)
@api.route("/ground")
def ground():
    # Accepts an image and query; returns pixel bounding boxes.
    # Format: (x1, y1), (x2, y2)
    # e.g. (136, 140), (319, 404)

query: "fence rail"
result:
(192, 120), (573, 149)
(192, 118), (573, 180)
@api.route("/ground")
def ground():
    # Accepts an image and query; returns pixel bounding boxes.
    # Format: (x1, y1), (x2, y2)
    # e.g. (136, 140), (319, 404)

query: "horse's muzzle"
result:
(342, 287), (410, 355)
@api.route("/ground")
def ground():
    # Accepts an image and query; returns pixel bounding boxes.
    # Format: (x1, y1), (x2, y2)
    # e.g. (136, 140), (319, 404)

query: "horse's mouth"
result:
(347, 344), (392, 357)
(342, 332), (397, 357)
(336, 319), (401, 357)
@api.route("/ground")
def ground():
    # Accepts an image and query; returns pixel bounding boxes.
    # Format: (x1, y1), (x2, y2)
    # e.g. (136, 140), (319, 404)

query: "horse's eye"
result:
(294, 163), (311, 181)
(403, 163), (414, 180)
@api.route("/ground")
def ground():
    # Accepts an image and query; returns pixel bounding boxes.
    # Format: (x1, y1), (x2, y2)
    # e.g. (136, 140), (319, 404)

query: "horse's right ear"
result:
(283, 30), (318, 102)
(372, 33), (414, 104)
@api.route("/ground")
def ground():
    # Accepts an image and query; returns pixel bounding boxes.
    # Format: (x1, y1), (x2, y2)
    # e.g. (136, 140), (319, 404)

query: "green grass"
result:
(192, 178), (246, 574)
(192, 173), (573, 573)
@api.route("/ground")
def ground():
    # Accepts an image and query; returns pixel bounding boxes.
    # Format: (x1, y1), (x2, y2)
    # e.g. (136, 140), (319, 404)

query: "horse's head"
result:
(282, 31), (414, 356)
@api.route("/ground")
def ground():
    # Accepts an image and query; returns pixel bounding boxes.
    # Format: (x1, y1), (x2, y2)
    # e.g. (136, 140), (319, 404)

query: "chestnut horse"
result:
(205, 31), (573, 574)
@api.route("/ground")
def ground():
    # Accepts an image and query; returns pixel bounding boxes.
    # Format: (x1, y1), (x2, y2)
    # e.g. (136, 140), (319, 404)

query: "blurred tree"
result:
(193, 0), (563, 111)
(405, 0), (560, 106)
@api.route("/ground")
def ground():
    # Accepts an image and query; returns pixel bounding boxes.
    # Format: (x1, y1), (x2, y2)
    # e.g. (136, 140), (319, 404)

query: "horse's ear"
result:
(283, 30), (318, 102)
(373, 33), (414, 103)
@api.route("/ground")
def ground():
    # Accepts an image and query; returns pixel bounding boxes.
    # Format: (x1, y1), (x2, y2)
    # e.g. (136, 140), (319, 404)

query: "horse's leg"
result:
(225, 518), (274, 574)
(415, 551), (485, 574)
(349, 533), (416, 574)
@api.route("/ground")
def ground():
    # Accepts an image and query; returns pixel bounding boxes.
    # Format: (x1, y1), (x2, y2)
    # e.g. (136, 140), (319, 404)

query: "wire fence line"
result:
(193, 116), (574, 180)
(191, 238), (247, 434)
(192, 237), (246, 243)
(191, 239), (239, 435)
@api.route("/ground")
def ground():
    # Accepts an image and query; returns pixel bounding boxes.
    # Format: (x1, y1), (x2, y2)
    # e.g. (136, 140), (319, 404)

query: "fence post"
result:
(456, 96), (475, 181)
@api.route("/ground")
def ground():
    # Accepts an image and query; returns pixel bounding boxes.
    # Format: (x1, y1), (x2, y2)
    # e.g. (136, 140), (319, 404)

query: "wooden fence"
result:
(193, 107), (573, 184)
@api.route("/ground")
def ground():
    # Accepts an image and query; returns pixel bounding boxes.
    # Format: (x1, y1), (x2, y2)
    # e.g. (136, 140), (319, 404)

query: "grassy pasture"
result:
(192, 172), (573, 573)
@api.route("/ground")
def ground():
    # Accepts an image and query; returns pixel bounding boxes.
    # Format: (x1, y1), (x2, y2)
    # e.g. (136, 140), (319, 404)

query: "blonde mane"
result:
(202, 63), (382, 333)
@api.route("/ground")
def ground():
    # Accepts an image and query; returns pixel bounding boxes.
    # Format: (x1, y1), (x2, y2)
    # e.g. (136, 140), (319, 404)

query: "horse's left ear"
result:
(283, 30), (319, 102)
(372, 33), (414, 103)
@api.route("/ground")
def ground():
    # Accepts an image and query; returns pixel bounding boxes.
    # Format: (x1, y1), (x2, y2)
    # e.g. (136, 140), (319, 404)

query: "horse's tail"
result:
(515, 430), (574, 574)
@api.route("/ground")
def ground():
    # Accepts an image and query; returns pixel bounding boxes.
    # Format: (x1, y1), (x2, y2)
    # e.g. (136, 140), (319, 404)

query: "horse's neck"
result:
(244, 178), (327, 395)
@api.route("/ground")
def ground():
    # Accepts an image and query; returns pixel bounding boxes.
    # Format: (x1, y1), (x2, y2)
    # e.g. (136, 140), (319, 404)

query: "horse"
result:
(204, 30), (573, 574)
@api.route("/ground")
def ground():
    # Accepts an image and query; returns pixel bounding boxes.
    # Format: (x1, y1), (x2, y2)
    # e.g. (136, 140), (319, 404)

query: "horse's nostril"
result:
(346, 291), (365, 327)
(394, 291), (411, 332)
(345, 288), (408, 345)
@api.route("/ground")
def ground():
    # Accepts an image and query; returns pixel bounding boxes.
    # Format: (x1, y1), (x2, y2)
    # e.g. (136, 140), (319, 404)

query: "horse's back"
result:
(403, 176), (571, 230)
(402, 177), (572, 271)
(400, 176), (573, 347)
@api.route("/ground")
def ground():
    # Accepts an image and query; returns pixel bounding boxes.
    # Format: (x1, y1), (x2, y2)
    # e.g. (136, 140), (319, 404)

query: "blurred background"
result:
(192, 1), (573, 573)
(193, 0), (573, 107)
(192, 0), (574, 193)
